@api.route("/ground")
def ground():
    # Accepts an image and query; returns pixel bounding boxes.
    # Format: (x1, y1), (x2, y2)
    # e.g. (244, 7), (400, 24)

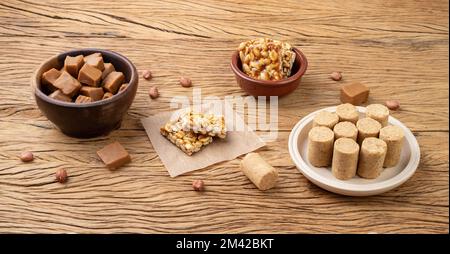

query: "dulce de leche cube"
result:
(340, 82), (369, 105)
(118, 83), (128, 93)
(102, 71), (125, 94)
(64, 55), (84, 77)
(84, 53), (105, 71)
(102, 92), (113, 100)
(41, 68), (61, 92)
(102, 63), (115, 79)
(75, 95), (92, 104)
(78, 64), (102, 87)
(49, 90), (72, 102)
(97, 141), (131, 170)
(53, 71), (82, 97)
(80, 86), (104, 101)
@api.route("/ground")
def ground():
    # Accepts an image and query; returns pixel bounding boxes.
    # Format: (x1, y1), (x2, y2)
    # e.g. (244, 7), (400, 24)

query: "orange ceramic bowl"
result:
(230, 47), (308, 96)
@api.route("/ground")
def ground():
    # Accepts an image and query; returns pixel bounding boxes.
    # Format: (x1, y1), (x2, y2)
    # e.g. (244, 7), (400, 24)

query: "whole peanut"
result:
(330, 71), (342, 81)
(19, 151), (34, 162)
(386, 100), (400, 110)
(180, 77), (192, 88)
(192, 180), (204, 191)
(142, 70), (152, 80)
(55, 169), (68, 183)
(149, 87), (159, 99)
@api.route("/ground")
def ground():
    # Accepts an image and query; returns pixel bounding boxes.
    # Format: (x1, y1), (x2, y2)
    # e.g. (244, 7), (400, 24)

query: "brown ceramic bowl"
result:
(32, 48), (138, 138)
(230, 47), (308, 96)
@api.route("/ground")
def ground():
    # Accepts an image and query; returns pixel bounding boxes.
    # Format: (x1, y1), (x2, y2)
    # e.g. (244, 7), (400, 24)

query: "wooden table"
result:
(0, 0), (448, 234)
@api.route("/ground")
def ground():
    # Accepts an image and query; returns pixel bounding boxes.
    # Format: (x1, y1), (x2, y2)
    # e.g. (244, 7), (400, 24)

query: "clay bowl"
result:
(230, 47), (308, 96)
(32, 48), (138, 138)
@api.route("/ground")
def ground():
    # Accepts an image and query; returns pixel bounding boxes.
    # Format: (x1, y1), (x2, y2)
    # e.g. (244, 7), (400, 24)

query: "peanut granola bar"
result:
(160, 111), (227, 155)
(164, 111), (227, 138)
(238, 38), (296, 81)
(160, 127), (213, 156)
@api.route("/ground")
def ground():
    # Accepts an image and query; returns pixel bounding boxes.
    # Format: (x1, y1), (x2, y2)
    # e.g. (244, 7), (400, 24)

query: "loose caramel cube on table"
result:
(78, 64), (102, 87)
(97, 141), (131, 170)
(75, 95), (92, 104)
(64, 55), (84, 77)
(41, 68), (61, 92)
(340, 82), (369, 105)
(102, 62), (116, 79)
(53, 71), (82, 98)
(102, 71), (125, 94)
(103, 92), (113, 100)
(80, 86), (104, 101)
(84, 53), (105, 71)
(49, 90), (72, 102)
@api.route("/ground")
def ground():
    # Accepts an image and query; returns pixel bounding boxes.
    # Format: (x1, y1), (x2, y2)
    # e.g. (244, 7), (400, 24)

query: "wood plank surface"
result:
(0, 0), (448, 233)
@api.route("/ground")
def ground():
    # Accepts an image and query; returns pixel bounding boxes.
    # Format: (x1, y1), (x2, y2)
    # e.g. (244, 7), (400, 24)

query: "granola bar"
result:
(165, 111), (227, 138)
(160, 126), (213, 156)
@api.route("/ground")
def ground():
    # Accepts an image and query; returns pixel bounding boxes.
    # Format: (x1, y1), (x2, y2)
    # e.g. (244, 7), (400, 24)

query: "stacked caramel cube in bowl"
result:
(41, 52), (128, 103)
(33, 49), (138, 138)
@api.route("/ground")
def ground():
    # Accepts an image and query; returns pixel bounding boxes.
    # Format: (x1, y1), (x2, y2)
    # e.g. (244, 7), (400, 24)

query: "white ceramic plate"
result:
(288, 106), (420, 196)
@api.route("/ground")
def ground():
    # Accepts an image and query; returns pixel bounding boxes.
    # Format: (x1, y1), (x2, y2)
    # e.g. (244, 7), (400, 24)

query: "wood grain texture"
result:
(0, 0), (448, 233)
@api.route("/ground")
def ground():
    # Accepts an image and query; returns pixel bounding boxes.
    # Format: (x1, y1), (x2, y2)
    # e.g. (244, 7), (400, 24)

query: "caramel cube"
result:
(118, 83), (128, 93)
(75, 95), (92, 104)
(80, 86), (104, 101)
(53, 71), (82, 97)
(102, 62), (116, 79)
(97, 141), (131, 170)
(84, 53), (104, 71)
(41, 68), (61, 92)
(78, 64), (102, 87)
(340, 82), (369, 105)
(85, 52), (101, 58)
(103, 92), (113, 100)
(49, 90), (72, 102)
(64, 55), (84, 77)
(102, 71), (125, 94)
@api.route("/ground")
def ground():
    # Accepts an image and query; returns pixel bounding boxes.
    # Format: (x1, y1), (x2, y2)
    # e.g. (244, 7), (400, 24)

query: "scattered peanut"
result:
(19, 151), (34, 162)
(55, 169), (68, 183)
(180, 77), (192, 88)
(330, 71), (342, 81)
(192, 180), (204, 191)
(142, 70), (152, 80)
(149, 86), (159, 99)
(385, 100), (400, 110)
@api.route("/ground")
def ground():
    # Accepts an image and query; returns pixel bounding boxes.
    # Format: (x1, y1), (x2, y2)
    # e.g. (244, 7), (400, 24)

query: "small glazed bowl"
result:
(230, 47), (308, 96)
(32, 48), (138, 138)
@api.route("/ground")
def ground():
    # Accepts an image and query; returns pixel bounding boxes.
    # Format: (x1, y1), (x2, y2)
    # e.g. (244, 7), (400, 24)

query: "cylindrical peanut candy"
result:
(356, 117), (382, 145)
(240, 153), (278, 191)
(379, 125), (404, 167)
(357, 137), (387, 179)
(312, 111), (339, 129)
(336, 103), (359, 124)
(307, 126), (334, 167)
(332, 138), (360, 180)
(366, 104), (390, 127)
(333, 121), (358, 141)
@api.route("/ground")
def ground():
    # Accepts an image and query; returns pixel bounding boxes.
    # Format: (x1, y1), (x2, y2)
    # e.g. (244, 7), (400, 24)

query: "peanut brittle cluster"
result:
(238, 38), (296, 81)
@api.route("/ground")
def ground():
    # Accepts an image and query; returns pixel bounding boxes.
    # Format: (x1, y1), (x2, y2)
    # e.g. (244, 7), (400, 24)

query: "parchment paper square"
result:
(141, 102), (265, 177)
